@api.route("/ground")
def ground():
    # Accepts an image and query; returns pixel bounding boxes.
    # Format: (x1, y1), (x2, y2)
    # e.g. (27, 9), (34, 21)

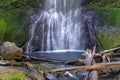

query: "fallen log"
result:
(22, 55), (64, 63)
(50, 61), (120, 73)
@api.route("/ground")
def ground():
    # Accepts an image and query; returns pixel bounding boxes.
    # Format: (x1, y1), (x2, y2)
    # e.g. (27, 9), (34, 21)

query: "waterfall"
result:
(26, 0), (86, 52)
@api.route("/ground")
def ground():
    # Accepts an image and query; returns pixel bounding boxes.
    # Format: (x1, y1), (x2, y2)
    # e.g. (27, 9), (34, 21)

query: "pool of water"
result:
(24, 50), (85, 61)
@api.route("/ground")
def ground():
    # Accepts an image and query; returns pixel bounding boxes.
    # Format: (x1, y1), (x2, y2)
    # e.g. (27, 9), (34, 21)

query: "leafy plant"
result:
(0, 0), (29, 10)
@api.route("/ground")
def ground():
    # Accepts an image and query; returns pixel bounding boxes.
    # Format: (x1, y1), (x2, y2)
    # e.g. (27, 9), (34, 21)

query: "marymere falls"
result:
(25, 0), (98, 61)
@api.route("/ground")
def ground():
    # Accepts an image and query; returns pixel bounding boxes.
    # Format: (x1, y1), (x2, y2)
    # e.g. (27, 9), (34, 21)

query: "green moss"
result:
(0, 9), (29, 46)
(0, 74), (28, 80)
(0, 69), (28, 80)
(97, 28), (120, 49)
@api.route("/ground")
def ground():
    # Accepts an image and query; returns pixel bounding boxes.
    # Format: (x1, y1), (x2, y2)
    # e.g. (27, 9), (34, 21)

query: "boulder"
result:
(0, 42), (23, 60)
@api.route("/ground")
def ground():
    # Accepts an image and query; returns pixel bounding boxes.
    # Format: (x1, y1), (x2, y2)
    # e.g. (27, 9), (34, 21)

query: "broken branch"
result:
(98, 47), (120, 54)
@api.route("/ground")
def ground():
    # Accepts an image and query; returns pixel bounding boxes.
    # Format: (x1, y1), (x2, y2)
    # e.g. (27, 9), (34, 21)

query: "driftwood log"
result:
(95, 47), (120, 57)
(50, 61), (120, 73)
(98, 47), (120, 54)
(22, 55), (64, 63)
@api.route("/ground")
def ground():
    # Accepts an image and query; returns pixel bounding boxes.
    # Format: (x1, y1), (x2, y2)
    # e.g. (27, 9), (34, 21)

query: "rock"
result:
(0, 60), (10, 65)
(0, 42), (23, 60)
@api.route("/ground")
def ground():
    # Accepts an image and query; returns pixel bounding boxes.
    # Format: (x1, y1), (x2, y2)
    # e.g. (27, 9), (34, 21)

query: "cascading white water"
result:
(26, 0), (86, 52)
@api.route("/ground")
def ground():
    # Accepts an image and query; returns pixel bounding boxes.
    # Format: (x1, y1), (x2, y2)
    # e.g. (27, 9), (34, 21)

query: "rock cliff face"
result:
(0, 42), (23, 60)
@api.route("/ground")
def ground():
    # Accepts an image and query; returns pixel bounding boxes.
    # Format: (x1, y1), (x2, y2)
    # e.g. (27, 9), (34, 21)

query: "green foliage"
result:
(0, 0), (43, 11)
(0, 9), (29, 46)
(106, 8), (120, 26)
(88, 7), (120, 26)
(88, 0), (120, 8)
(0, 17), (7, 39)
(0, 69), (28, 80)
(0, 74), (28, 80)
(0, 0), (41, 47)
(0, 0), (29, 10)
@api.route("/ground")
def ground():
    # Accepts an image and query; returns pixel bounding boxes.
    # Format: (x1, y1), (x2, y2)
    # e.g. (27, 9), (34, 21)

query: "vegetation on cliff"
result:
(88, 0), (120, 8)
(86, 0), (120, 50)
(0, 0), (31, 10)
(86, 0), (120, 26)
(0, 0), (30, 47)
(0, 0), (44, 47)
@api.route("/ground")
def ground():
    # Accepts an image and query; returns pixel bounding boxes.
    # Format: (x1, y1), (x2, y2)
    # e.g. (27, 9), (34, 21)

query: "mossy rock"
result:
(0, 68), (29, 80)
(0, 42), (23, 60)
(97, 26), (120, 50)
